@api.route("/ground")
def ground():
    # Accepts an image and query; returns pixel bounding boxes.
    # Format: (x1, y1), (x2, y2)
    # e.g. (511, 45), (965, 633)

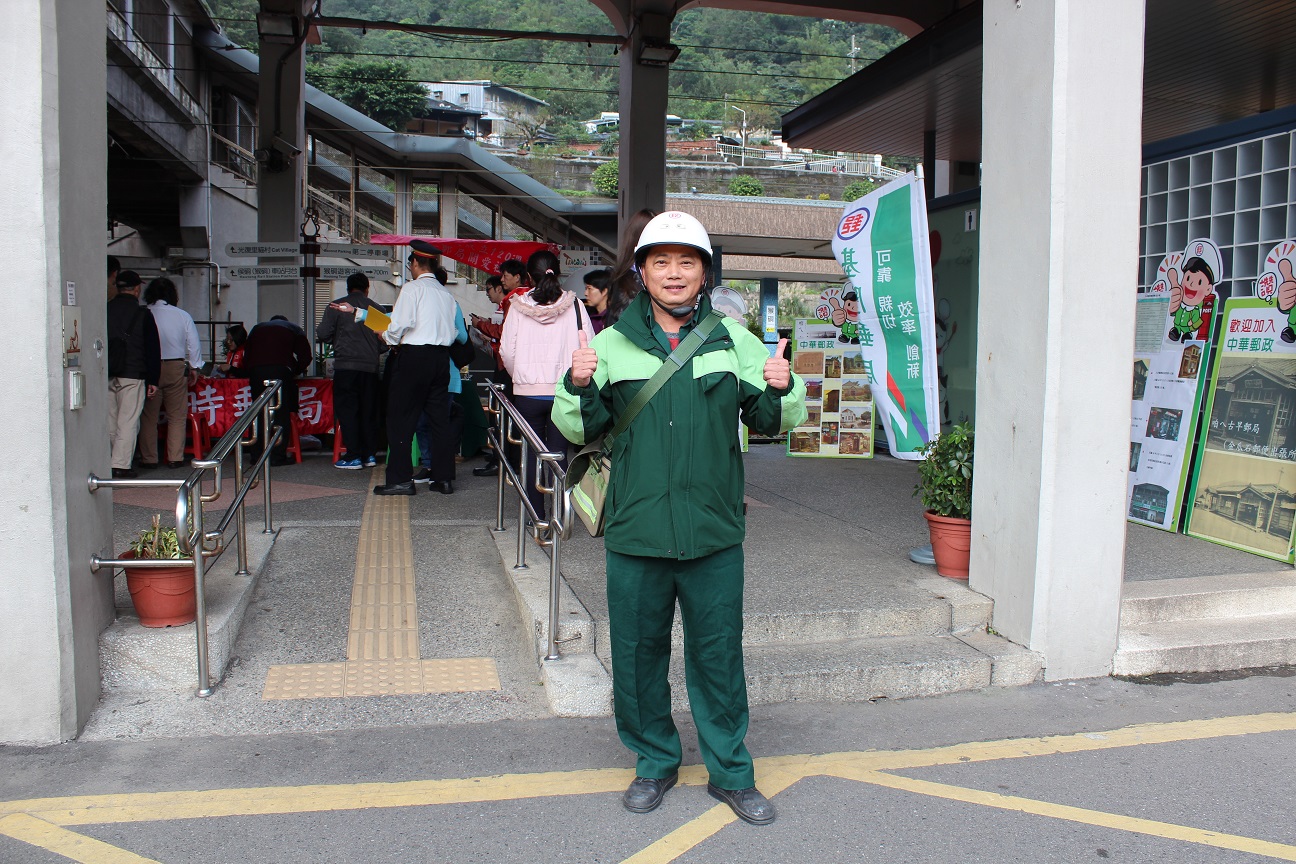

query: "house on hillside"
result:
(406, 91), (485, 139)
(422, 81), (548, 145)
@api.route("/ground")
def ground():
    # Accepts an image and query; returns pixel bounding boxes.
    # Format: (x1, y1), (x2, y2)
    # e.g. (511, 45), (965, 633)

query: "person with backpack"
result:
(553, 211), (806, 826)
(105, 270), (160, 479)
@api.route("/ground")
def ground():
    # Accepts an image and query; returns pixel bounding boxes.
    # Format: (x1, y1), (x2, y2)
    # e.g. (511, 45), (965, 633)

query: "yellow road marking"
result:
(0, 813), (161, 863)
(838, 769), (1296, 862)
(619, 767), (803, 864)
(0, 711), (1292, 863)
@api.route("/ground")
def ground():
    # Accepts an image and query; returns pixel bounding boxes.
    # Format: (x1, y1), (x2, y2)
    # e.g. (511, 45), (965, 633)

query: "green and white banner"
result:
(830, 173), (940, 459)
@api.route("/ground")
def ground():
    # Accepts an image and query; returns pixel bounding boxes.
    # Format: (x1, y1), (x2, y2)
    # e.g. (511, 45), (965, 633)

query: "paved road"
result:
(2, 670), (1294, 863)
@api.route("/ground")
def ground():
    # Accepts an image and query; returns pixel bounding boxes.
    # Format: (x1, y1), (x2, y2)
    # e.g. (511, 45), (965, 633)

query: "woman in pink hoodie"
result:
(500, 249), (591, 525)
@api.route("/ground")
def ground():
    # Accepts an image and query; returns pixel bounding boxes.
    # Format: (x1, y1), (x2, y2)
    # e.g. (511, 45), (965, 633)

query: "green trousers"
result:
(606, 544), (753, 790)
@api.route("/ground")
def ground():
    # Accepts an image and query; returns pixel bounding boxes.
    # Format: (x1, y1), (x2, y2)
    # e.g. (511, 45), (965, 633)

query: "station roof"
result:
(782, 0), (1296, 159)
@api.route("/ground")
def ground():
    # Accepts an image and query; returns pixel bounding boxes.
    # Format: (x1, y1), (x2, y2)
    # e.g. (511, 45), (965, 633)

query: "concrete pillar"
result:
(971, 0), (1144, 679)
(255, 32), (307, 323)
(617, 14), (670, 228)
(759, 277), (779, 344)
(0, 0), (114, 743)
(922, 130), (937, 200)
(438, 175), (459, 278)
(393, 171), (413, 237)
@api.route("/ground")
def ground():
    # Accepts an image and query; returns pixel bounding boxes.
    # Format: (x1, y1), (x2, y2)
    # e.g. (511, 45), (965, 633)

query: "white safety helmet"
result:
(633, 211), (714, 267)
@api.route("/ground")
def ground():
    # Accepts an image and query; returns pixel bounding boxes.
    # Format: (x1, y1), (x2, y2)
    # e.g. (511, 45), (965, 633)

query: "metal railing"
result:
(481, 381), (574, 661)
(88, 381), (285, 697)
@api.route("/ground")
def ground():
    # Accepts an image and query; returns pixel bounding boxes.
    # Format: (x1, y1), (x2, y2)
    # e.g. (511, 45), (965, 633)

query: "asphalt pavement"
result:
(2, 670), (1294, 862)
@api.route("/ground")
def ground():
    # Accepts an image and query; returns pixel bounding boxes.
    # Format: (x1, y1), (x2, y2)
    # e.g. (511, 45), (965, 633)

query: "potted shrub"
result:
(122, 515), (195, 627)
(914, 423), (973, 579)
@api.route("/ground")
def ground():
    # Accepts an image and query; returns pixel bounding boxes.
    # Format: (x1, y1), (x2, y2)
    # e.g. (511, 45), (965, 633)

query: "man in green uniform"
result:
(553, 212), (807, 825)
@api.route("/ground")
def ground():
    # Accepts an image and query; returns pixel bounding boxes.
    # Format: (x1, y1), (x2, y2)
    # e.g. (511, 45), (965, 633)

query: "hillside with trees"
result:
(208, 0), (905, 139)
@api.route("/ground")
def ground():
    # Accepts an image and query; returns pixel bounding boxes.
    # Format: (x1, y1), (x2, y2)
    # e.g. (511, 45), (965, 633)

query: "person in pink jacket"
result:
(500, 249), (592, 526)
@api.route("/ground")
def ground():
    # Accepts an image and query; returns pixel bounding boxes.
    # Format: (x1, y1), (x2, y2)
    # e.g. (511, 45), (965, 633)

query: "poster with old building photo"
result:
(788, 319), (874, 458)
(1188, 296), (1296, 562)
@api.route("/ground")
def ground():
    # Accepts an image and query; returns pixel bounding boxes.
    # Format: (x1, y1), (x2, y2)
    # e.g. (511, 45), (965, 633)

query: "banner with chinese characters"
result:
(1127, 238), (1222, 531)
(787, 320), (875, 459)
(187, 377), (334, 437)
(1186, 267), (1296, 562)
(830, 172), (938, 460)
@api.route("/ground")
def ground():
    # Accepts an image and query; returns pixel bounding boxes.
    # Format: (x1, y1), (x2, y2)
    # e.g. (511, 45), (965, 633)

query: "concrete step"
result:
(1120, 572), (1296, 627)
(667, 631), (1042, 710)
(1113, 611), (1296, 676)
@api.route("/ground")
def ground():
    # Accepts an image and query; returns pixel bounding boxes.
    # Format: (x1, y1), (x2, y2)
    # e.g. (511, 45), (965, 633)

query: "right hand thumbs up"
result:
(571, 330), (598, 387)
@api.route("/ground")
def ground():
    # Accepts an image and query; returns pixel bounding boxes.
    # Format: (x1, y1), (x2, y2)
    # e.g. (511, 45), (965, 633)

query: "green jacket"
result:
(552, 292), (807, 560)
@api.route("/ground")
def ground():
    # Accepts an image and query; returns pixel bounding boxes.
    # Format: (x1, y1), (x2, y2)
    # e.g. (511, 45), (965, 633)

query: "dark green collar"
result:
(614, 290), (730, 357)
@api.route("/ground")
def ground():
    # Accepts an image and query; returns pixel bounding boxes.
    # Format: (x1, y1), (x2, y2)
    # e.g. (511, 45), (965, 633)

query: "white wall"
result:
(0, 0), (112, 743)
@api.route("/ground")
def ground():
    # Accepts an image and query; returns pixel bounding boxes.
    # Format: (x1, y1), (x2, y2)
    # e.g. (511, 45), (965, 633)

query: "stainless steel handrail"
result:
(481, 381), (574, 662)
(88, 381), (284, 697)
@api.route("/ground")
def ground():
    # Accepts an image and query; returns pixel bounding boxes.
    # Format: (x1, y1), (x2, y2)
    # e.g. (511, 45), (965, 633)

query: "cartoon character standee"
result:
(1276, 258), (1296, 343)
(1167, 240), (1221, 343)
(828, 290), (861, 344)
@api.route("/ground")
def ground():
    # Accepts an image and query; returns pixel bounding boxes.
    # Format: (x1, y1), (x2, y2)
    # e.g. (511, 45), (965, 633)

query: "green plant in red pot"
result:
(123, 515), (196, 627)
(914, 423), (973, 579)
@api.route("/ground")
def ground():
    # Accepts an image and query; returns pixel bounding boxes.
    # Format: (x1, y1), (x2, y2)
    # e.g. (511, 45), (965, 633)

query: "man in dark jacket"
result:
(317, 272), (386, 469)
(243, 315), (312, 465)
(106, 270), (161, 478)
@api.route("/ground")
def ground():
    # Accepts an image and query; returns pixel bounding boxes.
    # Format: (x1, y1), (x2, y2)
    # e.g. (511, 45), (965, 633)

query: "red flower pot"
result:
(923, 511), (972, 580)
(121, 552), (196, 627)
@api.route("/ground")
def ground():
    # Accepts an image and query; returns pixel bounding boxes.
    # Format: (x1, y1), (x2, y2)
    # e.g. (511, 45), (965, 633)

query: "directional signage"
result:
(225, 242), (300, 256)
(227, 241), (394, 258)
(228, 265), (392, 281)
(320, 243), (394, 258)
(320, 266), (393, 280)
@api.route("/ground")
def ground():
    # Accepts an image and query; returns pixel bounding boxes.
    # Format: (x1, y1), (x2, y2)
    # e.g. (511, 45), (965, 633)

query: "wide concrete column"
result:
(971, 0), (1144, 680)
(255, 23), (308, 323)
(617, 14), (671, 226)
(438, 175), (459, 278)
(0, 0), (113, 743)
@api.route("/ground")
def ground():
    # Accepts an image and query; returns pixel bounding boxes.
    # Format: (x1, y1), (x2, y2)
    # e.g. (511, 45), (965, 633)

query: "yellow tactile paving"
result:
(346, 628), (421, 661)
(262, 663), (347, 700)
(422, 658), (501, 692)
(3, 712), (1294, 864)
(263, 469), (502, 700)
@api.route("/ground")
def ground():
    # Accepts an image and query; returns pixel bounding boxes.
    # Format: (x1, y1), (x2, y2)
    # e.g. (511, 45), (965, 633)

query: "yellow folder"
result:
(361, 306), (391, 333)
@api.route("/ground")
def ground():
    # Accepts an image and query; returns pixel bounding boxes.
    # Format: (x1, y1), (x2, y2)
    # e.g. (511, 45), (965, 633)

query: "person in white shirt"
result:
(137, 277), (202, 468)
(332, 239), (467, 495)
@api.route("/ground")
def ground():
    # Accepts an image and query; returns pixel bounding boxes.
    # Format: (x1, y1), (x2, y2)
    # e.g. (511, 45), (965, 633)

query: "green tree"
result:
(842, 180), (877, 202)
(728, 175), (764, 196)
(591, 161), (619, 197)
(305, 59), (427, 130)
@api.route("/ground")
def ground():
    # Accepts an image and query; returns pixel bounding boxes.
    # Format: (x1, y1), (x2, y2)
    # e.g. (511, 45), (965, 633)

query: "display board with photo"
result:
(1188, 293), (1296, 562)
(787, 319), (875, 459)
(1126, 238), (1223, 531)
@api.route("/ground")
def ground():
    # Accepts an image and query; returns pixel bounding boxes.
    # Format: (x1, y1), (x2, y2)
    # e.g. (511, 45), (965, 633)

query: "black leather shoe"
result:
(373, 481), (416, 496)
(411, 467), (432, 483)
(707, 784), (775, 825)
(166, 461), (187, 469)
(111, 468), (138, 479)
(622, 774), (677, 813)
(429, 480), (454, 495)
(137, 462), (159, 471)
(472, 463), (499, 477)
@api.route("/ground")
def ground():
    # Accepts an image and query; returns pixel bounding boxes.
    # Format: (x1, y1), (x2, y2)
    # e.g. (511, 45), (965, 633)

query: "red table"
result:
(187, 377), (334, 438)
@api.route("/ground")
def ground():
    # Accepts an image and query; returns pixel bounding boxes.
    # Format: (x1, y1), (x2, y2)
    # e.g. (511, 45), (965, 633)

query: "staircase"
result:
(1114, 572), (1296, 676)
(496, 530), (1044, 717)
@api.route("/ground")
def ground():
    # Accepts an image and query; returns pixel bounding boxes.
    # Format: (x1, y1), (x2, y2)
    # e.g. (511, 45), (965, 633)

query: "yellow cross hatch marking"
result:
(1, 710), (1294, 864)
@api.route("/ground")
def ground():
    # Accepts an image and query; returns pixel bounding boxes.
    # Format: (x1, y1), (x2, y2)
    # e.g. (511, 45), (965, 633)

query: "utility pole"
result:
(849, 35), (859, 74)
